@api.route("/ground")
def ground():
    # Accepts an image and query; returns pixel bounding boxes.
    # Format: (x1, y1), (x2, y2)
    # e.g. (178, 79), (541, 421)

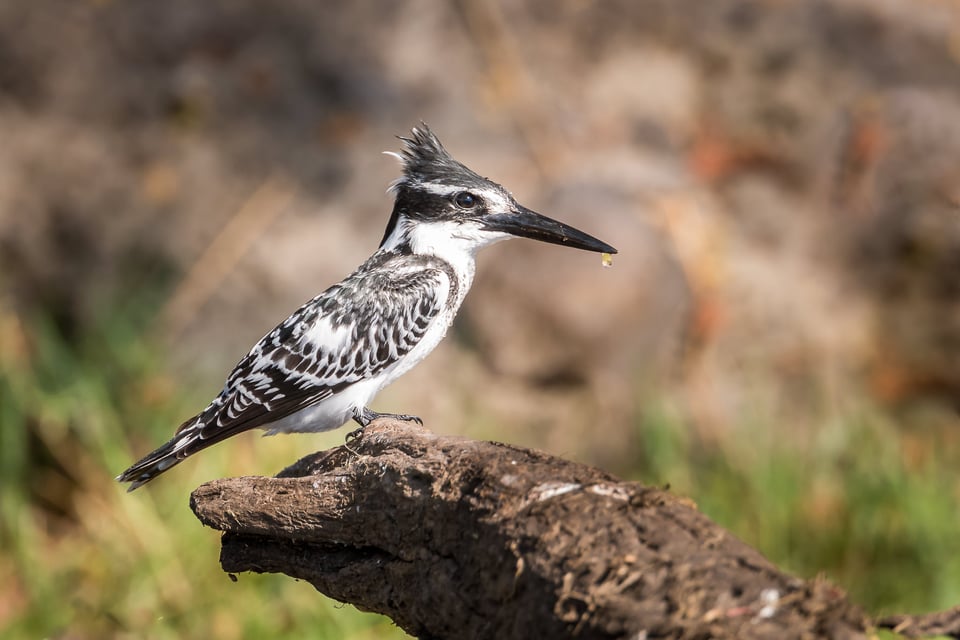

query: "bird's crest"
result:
(387, 124), (484, 190)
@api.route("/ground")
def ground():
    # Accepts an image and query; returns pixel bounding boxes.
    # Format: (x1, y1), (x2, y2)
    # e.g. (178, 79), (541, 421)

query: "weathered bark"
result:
(189, 420), (958, 639)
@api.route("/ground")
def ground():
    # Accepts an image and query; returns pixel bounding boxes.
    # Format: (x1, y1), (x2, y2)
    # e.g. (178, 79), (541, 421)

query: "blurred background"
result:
(2, 0), (959, 637)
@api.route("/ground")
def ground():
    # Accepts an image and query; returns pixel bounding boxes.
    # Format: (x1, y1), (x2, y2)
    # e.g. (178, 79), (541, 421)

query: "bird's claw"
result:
(343, 426), (365, 456)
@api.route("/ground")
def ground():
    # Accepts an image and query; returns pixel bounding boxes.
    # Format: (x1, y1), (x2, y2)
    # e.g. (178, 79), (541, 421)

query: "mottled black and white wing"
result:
(196, 264), (446, 439)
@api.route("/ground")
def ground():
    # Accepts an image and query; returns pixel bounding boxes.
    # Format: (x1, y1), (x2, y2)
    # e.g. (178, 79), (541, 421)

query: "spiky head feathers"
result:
(389, 124), (487, 190)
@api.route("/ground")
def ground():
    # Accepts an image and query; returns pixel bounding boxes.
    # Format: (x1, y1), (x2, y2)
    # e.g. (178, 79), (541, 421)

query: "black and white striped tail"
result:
(117, 417), (207, 491)
(116, 440), (186, 492)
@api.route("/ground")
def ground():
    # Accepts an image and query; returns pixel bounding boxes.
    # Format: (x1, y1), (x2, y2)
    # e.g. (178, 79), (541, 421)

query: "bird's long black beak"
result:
(481, 206), (618, 254)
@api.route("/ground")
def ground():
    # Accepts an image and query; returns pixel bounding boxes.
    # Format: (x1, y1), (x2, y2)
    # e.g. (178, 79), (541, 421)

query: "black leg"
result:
(347, 407), (423, 442)
(351, 407), (423, 428)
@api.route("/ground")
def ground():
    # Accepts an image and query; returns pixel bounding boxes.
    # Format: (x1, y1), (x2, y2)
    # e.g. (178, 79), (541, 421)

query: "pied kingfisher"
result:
(118, 124), (617, 490)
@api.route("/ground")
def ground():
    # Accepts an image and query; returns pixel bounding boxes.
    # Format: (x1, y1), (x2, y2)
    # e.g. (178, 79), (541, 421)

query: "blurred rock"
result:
(845, 90), (960, 407)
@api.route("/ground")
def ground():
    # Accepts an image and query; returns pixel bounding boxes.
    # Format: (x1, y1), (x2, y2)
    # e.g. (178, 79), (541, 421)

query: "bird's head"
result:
(380, 125), (617, 258)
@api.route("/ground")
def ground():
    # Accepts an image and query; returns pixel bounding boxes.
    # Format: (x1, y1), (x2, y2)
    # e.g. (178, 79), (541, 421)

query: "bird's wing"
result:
(184, 262), (451, 446)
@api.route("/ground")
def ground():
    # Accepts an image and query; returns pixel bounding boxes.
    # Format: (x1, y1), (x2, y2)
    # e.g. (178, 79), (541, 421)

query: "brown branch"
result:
(189, 420), (955, 639)
(876, 606), (960, 639)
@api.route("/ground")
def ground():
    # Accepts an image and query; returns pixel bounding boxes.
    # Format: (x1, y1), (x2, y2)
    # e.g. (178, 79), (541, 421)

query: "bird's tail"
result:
(116, 416), (205, 491)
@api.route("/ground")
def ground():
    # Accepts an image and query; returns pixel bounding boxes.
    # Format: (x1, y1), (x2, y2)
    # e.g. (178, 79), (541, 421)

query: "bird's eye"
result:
(453, 191), (479, 209)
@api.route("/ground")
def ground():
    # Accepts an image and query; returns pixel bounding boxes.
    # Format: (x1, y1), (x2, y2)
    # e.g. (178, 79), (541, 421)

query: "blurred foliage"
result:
(635, 401), (960, 616)
(1, 291), (957, 639)
(0, 297), (405, 639)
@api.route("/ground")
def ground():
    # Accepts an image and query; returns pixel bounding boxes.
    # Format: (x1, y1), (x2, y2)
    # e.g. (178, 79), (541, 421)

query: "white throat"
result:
(382, 217), (511, 295)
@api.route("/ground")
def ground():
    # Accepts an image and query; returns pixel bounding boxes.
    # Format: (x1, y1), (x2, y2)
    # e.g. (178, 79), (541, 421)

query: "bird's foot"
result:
(345, 408), (423, 454)
(343, 426), (365, 455)
(352, 407), (423, 428)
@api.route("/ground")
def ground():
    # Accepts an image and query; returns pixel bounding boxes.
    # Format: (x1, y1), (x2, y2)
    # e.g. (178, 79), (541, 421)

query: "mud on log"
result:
(189, 420), (959, 639)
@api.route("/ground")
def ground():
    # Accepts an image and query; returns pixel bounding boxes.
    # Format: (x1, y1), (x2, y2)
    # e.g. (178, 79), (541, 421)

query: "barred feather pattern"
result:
(117, 248), (458, 490)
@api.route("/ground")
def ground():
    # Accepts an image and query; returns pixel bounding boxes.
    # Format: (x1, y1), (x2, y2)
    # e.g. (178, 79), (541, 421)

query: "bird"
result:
(117, 124), (617, 491)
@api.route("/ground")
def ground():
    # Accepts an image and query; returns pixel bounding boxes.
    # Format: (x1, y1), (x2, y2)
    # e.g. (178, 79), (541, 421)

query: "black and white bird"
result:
(118, 125), (617, 490)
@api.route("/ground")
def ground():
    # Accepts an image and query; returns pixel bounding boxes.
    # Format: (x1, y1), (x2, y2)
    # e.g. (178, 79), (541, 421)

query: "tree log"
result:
(189, 420), (959, 639)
